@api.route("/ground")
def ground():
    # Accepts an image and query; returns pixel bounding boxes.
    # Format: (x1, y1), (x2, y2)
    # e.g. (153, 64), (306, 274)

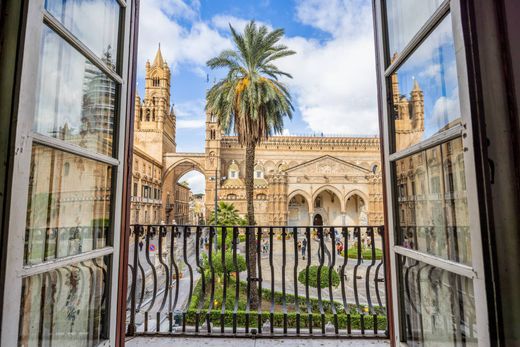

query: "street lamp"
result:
(209, 170), (226, 251)
(208, 169), (226, 225)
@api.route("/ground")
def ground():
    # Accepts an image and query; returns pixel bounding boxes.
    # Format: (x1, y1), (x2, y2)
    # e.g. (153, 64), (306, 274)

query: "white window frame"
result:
(374, 0), (490, 345)
(1, 0), (132, 346)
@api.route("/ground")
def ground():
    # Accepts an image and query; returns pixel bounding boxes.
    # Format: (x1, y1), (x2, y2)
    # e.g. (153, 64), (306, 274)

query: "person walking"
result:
(336, 241), (344, 255)
(301, 238), (307, 259)
(138, 239), (144, 252)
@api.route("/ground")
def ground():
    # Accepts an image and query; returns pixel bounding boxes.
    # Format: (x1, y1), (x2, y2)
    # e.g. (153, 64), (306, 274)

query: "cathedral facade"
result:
(133, 47), (391, 227)
(130, 47), (190, 225)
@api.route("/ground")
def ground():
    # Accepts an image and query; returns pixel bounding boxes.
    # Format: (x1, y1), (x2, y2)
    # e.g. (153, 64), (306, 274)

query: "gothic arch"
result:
(312, 185), (344, 211)
(163, 158), (205, 181)
(344, 189), (369, 205)
(287, 189), (312, 206)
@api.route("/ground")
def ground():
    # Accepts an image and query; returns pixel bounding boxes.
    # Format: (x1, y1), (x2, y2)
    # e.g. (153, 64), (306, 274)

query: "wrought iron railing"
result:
(126, 225), (387, 338)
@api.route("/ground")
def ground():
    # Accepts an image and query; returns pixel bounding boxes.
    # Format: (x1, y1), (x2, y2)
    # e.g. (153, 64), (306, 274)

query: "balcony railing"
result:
(126, 225), (388, 338)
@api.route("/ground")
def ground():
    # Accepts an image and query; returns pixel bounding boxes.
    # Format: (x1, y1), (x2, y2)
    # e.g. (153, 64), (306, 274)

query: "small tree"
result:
(298, 266), (340, 288)
(207, 201), (247, 226)
(206, 21), (295, 309)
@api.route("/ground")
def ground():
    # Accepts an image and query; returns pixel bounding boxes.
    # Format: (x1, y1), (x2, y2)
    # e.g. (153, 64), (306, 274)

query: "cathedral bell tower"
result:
(134, 45), (176, 163)
(204, 111), (222, 218)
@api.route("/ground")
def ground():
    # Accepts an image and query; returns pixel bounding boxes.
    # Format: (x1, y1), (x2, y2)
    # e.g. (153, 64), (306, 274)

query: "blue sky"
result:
(135, 1), (458, 193)
(137, 0), (379, 157)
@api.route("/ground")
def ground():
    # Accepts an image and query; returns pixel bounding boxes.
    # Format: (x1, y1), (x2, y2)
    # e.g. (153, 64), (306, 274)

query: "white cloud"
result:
(277, 0), (379, 134)
(138, 0), (231, 76)
(177, 119), (206, 129)
(138, 0), (379, 135)
(178, 171), (205, 194)
(211, 15), (272, 33)
(431, 88), (460, 131)
(282, 129), (291, 136)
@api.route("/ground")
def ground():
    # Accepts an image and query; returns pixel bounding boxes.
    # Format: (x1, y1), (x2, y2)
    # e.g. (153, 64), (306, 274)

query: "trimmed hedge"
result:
(187, 277), (387, 331)
(184, 309), (387, 331)
(298, 265), (340, 288)
(206, 250), (247, 275)
(345, 247), (383, 260)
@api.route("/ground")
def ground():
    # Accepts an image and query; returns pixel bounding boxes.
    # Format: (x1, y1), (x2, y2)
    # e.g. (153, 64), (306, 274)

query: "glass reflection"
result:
(391, 15), (460, 152)
(396, 138), (470, 265)
(385, 0), (443, 55)
(45, 0), (120, 69)
(35, 26), (116, 156)
(400, 257), (477, 347)
(25, 145), (111, 265)
(19, 257), (108, 347)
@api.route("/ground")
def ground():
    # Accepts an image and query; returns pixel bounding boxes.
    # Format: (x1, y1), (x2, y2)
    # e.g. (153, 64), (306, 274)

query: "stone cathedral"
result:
(129, 47), (430, 227)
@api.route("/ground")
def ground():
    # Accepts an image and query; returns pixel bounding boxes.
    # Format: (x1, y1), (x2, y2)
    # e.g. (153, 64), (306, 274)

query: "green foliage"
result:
(208, 202), (247, 226)
(209, 250), (247, 275)
(184, 310), (387, 331)
(345, 247), (383, 260)
(298, 265), (340, 288)
(205, 21), (296, 147)
(187, 279), (387, 331)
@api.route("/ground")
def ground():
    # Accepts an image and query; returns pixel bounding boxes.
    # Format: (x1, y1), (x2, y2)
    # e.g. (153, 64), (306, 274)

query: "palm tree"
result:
(208, 201), (246, 226)
(206, 21), (295, 308)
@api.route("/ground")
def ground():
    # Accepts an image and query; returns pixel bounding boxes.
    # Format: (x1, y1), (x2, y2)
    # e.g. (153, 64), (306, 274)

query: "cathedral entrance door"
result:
(313, 214), (323, 226)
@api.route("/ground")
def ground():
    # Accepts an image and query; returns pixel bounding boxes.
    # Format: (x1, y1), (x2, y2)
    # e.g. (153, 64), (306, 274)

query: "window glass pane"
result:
(45, 0), (120, 69)
(34, 26), (116, 156)
(385, 0), (443, 56)
(19, 257), (108, 346)
(400, 257), (477, 346)
(396, 137), (471, 265)
(25, 145), (111, 265)
(391, 15), (460, 152)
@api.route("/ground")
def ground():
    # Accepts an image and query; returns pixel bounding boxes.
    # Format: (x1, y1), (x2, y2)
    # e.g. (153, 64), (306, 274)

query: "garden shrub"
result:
(298, 265), (340, 288)
(345, 247), (383, 260)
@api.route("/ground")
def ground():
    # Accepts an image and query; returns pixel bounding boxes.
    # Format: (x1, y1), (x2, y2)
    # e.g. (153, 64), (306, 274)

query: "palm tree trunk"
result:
(245, 143), (259, 309)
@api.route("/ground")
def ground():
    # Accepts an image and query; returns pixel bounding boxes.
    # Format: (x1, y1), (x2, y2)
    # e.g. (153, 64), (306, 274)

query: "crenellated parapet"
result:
(220, 135), (380, 152)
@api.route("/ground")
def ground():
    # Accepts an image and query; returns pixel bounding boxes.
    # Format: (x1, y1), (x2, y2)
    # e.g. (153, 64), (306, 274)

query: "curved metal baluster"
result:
(305, 227), (313, 334)
(220, 226), (227, 333)
(404, 257), (421, 315)
(425, 265), (438, 333)
(195, 226), (206, 333)
(127, 264), (134, 306)
(136, 252), (146, 312)
(374, 226), (385, 309)
(78, 261), (95, 337)
(205, 226), (216, 333)
(128, 225), (139, 335)
(364, 227), (377, 333)
(256, 226), (263, 333)
(245, 226), (251, 333)
(352, 226), (364, 333)
(232, 226), (240, 334)
(171, 226), (180, 312)
(157, 226), (170, 331)
(144, 226), (158, 317)
(317, 227), (325, 334)
(292, 227), (300, 335)
(182, 226), (194, 333)
(329, 227), (338, 335)
(281, 227), (288, 334)
(339, 227), (350, 334)
(269, 227), (275, 334)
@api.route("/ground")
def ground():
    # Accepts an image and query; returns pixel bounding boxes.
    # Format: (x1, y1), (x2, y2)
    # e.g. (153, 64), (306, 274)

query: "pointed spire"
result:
(153, 43), (164, 67)
(412, 78), (421, 92)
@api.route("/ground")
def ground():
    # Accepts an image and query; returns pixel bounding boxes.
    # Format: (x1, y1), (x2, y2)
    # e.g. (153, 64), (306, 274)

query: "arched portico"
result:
(311, 188), (342, 225)
(287, 192), (310, 226)
(162, 154), (207, 224)
(345, 192), (368, 226)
